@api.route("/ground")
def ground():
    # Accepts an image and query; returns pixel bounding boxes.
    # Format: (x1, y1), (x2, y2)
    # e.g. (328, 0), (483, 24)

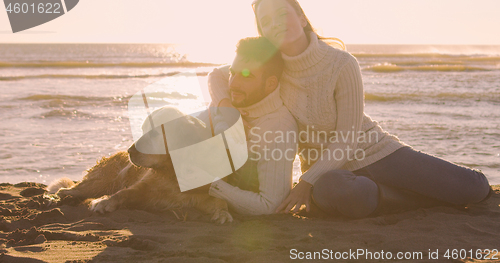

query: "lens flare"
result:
(242, 68), (251, 77)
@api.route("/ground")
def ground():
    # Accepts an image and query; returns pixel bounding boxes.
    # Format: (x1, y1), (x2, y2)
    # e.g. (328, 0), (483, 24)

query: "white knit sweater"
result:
(209, 33), (407, 185)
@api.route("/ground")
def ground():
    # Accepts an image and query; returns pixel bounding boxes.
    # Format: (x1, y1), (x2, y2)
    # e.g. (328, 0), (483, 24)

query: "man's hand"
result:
(275, 180), (313, 213)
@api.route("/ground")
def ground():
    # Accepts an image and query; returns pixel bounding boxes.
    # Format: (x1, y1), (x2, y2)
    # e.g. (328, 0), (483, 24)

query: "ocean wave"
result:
(20, 92), (196, 102)
(364, 63), (491, 73)
(1, 71), (209, 81)
(416, 111), (473, 119)
(19, 92), (196, 108)
(0, 153), (13, 160)
(21, 94), (114, 101)
(354, 53), (449, 58)
(20, 94), (128, 105)
(0, 105), (16, 109)
(386, 60), (465, 66)
(0, 61), (218, 68)
(39, 98), (128, 108)
(33, 109), (96, 119)
(364, 92), (500, 102)
(463, 56), (500, 62)
(353, 53), (500, 60)
(31, 109), (131, 122)
(144, 92), (197, 100)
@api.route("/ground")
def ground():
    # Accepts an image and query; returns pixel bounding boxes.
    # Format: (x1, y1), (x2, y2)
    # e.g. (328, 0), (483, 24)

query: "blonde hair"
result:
(251, 0), (346, 50)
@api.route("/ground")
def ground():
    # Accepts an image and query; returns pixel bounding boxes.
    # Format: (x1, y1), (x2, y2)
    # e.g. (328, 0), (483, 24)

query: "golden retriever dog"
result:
(49, 107), (233, 224)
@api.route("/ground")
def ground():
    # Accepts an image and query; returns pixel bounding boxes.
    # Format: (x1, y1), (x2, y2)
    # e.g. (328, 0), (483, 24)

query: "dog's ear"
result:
(134, 127), (168, 155)
(128, 142), (173, 169)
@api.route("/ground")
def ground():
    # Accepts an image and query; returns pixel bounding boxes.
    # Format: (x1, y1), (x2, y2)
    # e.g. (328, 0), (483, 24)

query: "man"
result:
(207, 37), (298, 215)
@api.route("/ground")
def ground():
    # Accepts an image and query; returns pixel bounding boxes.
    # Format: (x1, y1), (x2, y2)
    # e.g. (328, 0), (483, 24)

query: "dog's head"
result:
(128, 106), (211, 170)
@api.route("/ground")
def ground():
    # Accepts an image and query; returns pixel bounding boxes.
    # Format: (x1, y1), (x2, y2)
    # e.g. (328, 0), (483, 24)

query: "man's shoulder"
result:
(254, 105), (297, 133)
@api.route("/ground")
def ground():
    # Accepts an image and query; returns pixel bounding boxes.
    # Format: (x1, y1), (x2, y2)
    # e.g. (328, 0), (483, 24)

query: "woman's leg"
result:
(361, 146), (491, 205)
(311, 146), (491, 218)
(311, 170), (379, 218)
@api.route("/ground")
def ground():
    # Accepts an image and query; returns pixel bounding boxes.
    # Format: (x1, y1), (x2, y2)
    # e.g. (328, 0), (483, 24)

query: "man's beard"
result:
(231, 80), (267, 108)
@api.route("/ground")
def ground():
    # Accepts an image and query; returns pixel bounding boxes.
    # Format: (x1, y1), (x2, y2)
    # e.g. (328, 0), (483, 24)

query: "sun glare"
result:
(178, 41), (239, 65)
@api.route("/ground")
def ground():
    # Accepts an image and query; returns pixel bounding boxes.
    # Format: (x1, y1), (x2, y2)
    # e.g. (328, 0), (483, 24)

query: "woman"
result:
(208, 0), (492, 218)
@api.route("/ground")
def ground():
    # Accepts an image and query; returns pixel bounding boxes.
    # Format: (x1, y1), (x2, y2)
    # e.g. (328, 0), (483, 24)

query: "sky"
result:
(1, 0), (499, 47)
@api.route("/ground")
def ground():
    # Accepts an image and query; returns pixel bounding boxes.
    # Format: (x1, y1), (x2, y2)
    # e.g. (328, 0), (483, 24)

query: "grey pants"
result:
(311, 146), (491, 218)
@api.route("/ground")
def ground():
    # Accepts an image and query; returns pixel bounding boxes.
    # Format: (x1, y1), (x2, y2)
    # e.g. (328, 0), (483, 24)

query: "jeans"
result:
(311, 146), (491, 218)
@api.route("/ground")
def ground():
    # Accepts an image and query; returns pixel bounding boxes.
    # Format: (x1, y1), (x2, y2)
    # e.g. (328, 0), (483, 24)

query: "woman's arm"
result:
(208, 65), (253, 137)
(208, 65), (231, 107)
(276, 55), (365, 213)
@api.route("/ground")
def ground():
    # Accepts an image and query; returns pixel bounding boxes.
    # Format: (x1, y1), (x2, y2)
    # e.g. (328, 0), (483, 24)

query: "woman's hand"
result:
(218, 98), (253, 139)
(275, 180), (313, 213)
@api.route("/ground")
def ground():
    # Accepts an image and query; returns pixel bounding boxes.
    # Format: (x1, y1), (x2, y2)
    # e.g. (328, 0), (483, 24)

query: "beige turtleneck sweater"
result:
(209, 86), (298, 215)
(208, 33), (407, 185)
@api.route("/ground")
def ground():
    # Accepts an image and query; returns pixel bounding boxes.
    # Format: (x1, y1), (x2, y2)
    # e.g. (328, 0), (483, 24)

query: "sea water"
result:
(0, 44), (499, 184)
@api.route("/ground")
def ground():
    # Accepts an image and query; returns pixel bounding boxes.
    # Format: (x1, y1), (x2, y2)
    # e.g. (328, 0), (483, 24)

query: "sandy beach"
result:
(0, 182), (498, 262)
